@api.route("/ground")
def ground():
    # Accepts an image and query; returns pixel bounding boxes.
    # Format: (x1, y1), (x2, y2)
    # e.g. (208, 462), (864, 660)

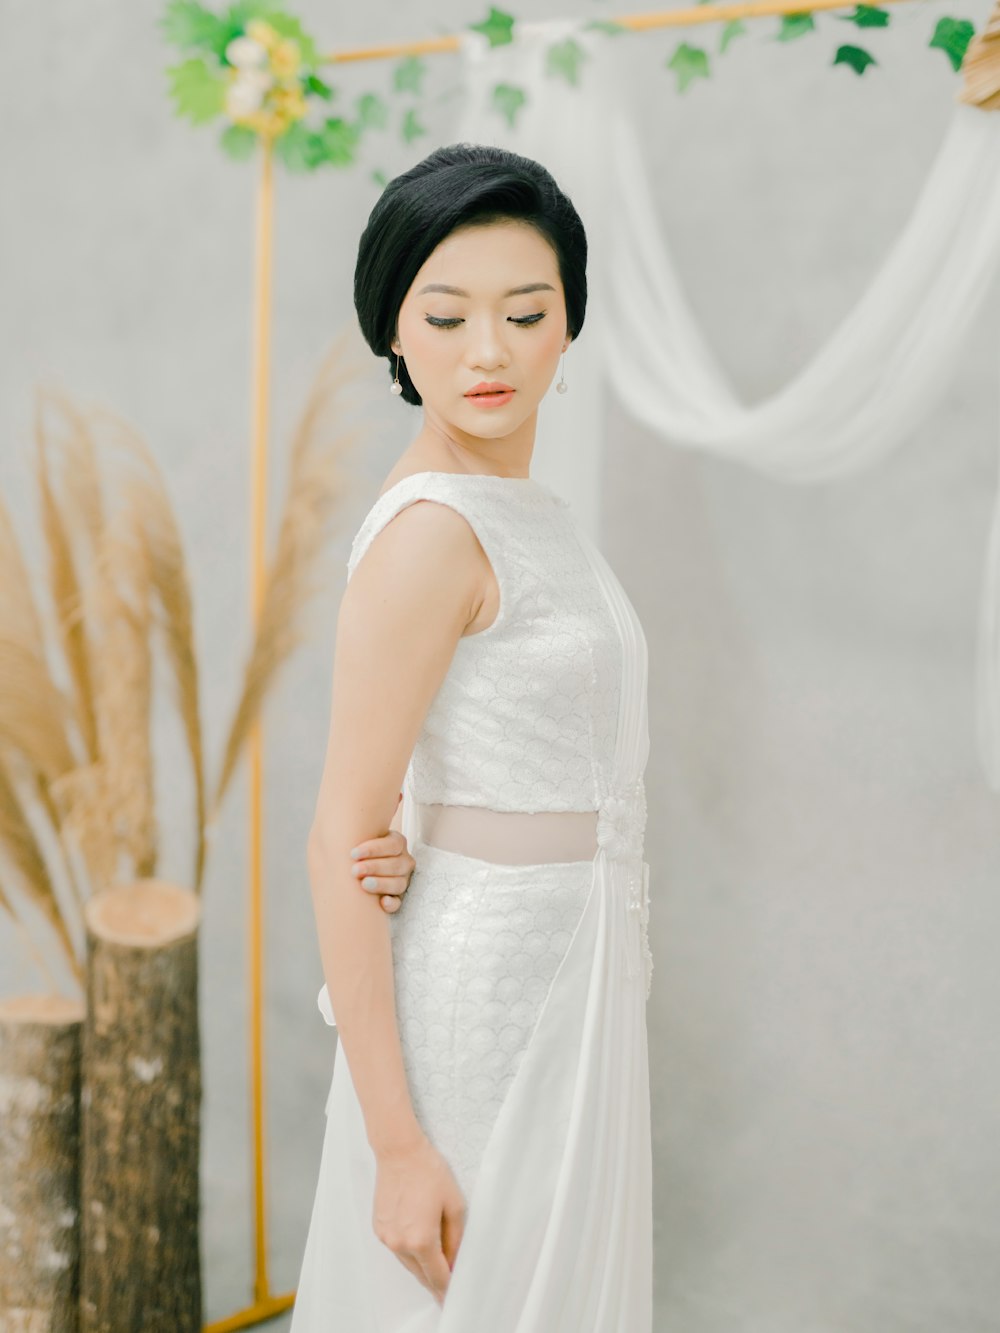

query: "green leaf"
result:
(492, 82), (527, 127)
(318, 117), (360, 165)
(666, 42), (710, 92)
(303, 73), (334, 99)
(224, 0), (284, 29)
(469, 7), (516, 48)
(166, 57), (227, 123)
(274, 121), (321, 171)
(207, 2), (285, 62)
(841, 4), (890, 27)
(273, 118), (356, 173)
(777, 13), (816, 41)
(546, 37), (588, 86)
(356, 92), (389, 130)
(393, 54), (426, 94)
(220, 123), (258, 159)
(160, 1), (228, 51)
(372, 168), (389, 190)
(929, 16), (975, 71)
(265, 13), (320, 68)
(833, 43), (878, 72)
(583, 19), (627, 36)
(401, 107), (426, 144)
(720, 18), (746, 52)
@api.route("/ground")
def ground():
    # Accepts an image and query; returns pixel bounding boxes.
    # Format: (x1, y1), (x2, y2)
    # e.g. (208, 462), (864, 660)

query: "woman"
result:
(292, 142), (653, 1332)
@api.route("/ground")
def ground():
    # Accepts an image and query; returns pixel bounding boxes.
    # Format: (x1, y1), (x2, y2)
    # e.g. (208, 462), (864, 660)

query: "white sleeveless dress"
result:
(290, 471), (653, 1332)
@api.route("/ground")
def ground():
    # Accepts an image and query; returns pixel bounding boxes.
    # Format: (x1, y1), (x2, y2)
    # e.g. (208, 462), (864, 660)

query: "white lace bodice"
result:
(346, 470), (623, 813)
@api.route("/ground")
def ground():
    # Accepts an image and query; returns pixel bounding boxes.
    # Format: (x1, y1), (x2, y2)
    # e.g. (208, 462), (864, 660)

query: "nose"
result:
(464, 315), (510, 372)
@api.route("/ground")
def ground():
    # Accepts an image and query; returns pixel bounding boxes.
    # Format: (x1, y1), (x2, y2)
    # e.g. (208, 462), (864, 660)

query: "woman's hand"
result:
(372, 1131), (466, 1306)
(349, 793), (416, 914)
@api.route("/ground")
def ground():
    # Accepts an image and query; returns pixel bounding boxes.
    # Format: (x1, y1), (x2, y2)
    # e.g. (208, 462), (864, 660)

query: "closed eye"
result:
(425, 313), (547, 328)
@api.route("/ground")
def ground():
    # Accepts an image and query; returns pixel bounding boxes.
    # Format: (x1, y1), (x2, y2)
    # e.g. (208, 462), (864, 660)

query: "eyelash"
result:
(425, 313), (547, 328)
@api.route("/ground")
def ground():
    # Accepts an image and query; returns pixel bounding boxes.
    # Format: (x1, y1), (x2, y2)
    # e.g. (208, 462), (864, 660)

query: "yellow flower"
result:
(270, 39), (301, 78)
(271, 85), (306, 120)
(246, 19), (278, 51)
(243, 107), (282, 139)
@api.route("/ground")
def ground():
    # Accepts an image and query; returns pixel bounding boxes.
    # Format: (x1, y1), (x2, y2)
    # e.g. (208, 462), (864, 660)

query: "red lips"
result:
(465, 381), (515, 396)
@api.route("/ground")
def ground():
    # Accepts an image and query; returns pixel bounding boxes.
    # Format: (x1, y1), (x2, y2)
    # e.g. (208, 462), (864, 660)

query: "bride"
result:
(291, 141), (653, 1332)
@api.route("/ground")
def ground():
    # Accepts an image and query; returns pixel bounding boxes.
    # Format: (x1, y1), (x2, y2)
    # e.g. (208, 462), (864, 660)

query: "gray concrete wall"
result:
(2, 2), (998, 1328)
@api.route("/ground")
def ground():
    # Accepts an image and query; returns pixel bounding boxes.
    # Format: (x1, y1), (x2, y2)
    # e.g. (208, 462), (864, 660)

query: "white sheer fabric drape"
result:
(414, 803), (598, 862)
(454, 20), (1000, 789)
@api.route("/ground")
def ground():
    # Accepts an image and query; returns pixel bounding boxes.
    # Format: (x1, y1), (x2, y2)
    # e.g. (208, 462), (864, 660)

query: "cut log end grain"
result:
(83, 878), (201, 948)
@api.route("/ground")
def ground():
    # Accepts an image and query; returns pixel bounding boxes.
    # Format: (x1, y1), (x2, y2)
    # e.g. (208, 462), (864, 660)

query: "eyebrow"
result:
(416, 282), (556, 298)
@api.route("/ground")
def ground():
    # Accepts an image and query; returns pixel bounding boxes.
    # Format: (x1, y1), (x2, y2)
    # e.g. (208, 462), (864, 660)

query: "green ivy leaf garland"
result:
(392, 55), (426, 95)
(469, 7), (516, 48)
(777, 13), (817, 41)
(401, 107), (427, 145)
(547, 37), (589, 87)
(162, 0), (981, 169)
(930, 16), (976, 70)
(844, 5), (891, 28)
(834, 43), (878, 72)
(720, 19), (748, 53)
(667, 42), (711, 92)
(493, 83), (528, 128)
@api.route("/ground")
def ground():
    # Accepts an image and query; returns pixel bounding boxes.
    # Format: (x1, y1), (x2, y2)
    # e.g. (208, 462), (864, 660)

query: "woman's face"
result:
(390, 219), (571, 451)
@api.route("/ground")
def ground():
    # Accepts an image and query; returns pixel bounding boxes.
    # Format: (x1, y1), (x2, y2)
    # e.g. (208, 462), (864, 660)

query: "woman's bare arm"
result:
(389, 795), (403, 834)
(305, 497), (486, 1157)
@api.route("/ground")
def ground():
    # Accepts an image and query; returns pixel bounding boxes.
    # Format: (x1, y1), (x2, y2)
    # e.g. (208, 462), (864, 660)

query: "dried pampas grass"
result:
(33, 394), (103, 762)
(212, 324), (373, 817)
(1, 326), (372, 990)
(958, 1), (1000, 109)
(71, 513), (157, 887)
(84, 404), (207, 891)
(0, 748), (81, 987)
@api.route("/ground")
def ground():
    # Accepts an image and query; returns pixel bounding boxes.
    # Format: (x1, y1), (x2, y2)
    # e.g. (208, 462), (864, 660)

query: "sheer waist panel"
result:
(414, 802), (598, 864)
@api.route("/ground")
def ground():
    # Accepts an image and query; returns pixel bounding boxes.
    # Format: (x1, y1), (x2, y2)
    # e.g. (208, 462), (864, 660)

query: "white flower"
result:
(225, 69), (273, 118)
(226, 36), (268, 69)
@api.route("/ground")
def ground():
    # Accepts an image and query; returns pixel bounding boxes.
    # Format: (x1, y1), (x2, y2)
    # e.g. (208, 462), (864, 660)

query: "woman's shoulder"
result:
(347, 470), (496, 585)
(376, 457), (455, 498)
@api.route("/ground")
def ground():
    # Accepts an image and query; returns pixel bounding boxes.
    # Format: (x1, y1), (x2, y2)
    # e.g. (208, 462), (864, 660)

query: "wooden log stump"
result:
(0, 993), (85, 1333)
(80, 880), (202, 1332)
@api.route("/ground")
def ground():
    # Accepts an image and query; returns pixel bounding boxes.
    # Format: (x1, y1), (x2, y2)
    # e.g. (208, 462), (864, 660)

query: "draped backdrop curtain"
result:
(453, 18), (1000, 791)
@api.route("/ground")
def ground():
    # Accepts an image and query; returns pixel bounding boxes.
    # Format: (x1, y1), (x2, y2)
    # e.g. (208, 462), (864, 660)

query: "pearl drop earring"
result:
(390, 352), (403, 396)
(556, 349), (568, 394)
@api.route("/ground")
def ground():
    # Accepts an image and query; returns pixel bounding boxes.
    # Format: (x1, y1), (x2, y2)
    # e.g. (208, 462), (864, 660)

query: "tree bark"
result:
(79, 879), (202, 1332)
(0, 992), (85, 1333)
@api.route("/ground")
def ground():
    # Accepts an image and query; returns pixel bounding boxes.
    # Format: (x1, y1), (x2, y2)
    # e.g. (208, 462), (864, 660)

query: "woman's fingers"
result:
(441, 1198), (464, 1273)
(395, 1252), (438, 1299)
(414, 1240), (452, 1307)
(350, 827), (409, 863)
(352, 853), (413, 880)
(353, 862), (413, 906)
(350, 831), (416, 914)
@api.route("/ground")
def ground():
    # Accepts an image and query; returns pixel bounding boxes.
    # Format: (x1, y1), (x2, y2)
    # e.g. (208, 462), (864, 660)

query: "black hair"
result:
(353, 142), (588, 406)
